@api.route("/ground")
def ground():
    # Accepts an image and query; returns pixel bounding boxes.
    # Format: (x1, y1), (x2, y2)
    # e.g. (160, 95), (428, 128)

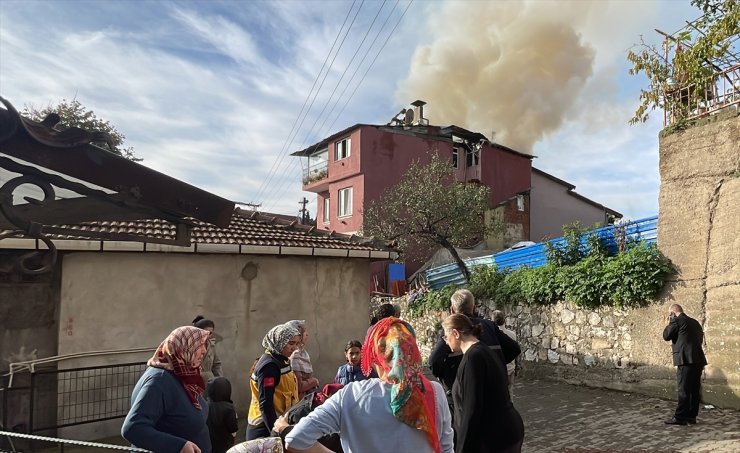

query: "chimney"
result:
(410, 100), (428, 126)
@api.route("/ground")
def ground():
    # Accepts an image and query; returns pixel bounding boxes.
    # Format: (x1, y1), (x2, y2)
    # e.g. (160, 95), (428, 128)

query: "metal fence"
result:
(1, 362), (146, 436)
(426, 215), (659, 290)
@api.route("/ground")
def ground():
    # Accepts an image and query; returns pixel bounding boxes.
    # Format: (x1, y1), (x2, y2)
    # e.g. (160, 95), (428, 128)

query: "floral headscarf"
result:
(148, 326), (211, 409)
(362, 317), (441, 453)
(262, 323), (301, 356)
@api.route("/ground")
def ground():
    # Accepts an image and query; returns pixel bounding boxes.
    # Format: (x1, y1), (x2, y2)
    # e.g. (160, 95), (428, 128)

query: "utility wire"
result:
(263, 0), (413, 213)
(263, 0), (404, 212)
(253, 0), (361, 203)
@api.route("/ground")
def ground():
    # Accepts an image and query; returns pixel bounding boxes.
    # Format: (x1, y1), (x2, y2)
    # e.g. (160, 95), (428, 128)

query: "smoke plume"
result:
(396, 1), (597, 153)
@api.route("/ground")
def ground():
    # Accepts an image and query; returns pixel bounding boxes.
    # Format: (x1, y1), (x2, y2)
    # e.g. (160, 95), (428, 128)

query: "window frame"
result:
(335, 137), (351, 161)
(452, 147), (459, 168)
(338, 187), (353, 218)
(323, 197), (330, 223)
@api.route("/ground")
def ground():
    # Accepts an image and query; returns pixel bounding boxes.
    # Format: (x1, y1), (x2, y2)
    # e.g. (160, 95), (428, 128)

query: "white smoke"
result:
(396, 1), (598, 153)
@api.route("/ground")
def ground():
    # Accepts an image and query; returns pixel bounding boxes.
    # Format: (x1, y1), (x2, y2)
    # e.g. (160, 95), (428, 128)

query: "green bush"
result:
(415, 242), (674, 311)
(408, 284), (457, 318)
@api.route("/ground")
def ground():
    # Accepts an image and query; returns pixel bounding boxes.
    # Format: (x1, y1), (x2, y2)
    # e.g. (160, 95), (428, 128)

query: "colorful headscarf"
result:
(262, 323), (301, 357)
(148, 326), (211, 409)
(362, 317), (441, 453)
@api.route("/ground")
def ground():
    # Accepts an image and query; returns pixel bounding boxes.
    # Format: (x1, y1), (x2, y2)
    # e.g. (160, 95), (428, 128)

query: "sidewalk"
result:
(515, 379), (740, 453)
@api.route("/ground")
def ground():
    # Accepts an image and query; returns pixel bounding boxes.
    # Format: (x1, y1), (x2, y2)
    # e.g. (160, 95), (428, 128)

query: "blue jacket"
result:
(333, 363), (376, 385)
(122, 367), (211, 453)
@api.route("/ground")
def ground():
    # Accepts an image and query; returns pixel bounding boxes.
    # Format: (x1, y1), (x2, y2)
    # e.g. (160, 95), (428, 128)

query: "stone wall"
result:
(395, 108), (740, 410)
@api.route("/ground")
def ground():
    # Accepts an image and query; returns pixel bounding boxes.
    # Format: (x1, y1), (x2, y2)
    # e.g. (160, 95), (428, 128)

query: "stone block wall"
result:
(393, 107), (740, 410)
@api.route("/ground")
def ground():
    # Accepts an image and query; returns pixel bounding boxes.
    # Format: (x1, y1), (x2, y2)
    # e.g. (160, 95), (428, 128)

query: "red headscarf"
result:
(148, 326), (211, 409)
(362, 317), (441, 453)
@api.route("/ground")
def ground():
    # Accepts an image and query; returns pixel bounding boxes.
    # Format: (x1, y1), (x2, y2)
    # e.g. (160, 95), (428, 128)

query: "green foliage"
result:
(363, 151), (501, 281)
(627, 0), (740, 125)
(407, 285), (457, 318)
(415, 243), (674, 312)
(23, 99), (141, 161)
(468, 264), (503, 301)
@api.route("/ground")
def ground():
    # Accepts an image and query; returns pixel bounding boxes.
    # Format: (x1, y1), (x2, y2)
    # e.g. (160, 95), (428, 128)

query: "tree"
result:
(363, 151), (499, 282)
(627, 0), (740, 126)
(22, 99), (141, 161)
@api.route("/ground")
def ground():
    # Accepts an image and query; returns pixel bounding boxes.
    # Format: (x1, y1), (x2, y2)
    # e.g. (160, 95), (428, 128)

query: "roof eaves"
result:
(532, 167), (576, 190)
(566, 191), (623, 218)
(290, 123), (370, 157)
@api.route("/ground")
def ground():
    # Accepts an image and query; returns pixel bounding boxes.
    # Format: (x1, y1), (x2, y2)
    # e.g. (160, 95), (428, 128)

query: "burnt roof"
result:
(291, 123), (534, 160)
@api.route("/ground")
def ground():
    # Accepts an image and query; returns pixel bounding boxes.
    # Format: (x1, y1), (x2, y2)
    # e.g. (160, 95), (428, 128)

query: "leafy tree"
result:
(627, 0), (740, 125)
(363, 151), (500, 282)
(23, 99), (141, 161)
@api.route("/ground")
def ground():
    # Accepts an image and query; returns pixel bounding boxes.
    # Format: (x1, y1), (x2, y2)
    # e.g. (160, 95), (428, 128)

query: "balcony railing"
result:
(664, 64), (740, 127)
(302, 160), (328, 185)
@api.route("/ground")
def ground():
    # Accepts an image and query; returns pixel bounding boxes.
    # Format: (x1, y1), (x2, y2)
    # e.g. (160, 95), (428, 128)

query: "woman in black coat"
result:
(442, 313), (524, 453)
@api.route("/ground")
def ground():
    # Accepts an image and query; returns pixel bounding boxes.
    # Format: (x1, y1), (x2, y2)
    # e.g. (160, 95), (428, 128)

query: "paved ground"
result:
(16, 379), (740, 452)
(515, 380), (740, 453)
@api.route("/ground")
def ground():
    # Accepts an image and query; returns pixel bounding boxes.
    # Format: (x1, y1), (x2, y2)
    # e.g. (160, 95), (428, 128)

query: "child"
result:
(206, 377), (239, 453)
(333, 339), (377, 384)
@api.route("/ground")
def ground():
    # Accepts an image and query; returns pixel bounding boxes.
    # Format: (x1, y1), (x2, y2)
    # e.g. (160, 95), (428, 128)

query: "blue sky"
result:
(0, 0), (701, 220)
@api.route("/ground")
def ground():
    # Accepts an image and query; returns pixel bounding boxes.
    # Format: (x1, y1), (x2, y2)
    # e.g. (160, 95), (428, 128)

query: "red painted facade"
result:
(296, 124), (533, 290)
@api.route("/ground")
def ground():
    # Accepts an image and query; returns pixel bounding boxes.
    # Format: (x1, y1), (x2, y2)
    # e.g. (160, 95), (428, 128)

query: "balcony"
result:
(302, 160), (329, 191)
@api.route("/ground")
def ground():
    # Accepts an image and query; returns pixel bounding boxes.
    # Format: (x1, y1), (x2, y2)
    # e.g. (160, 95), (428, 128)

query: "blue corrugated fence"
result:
(425, 215), (658, 290)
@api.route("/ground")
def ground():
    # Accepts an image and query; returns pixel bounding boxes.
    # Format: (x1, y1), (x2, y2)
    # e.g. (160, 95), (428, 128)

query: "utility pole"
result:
(298, 197), (309, 224)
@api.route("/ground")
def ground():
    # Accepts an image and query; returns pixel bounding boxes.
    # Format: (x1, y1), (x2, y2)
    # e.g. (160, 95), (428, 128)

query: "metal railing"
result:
(664, 64), (740, 127)
(302, 160), (328, 185)
(1, 430), (151, 452)
(2, 348), (154, 439)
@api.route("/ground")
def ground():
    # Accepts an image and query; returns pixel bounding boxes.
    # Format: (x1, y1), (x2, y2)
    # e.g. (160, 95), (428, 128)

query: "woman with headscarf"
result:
(246, 322), (302, 440)
(285, 320), (320, 399)
(122, 326), (212, 453)
(193, 315), (223, 383)
(442, 313), (524, 453)
(279, 317), (454, 453)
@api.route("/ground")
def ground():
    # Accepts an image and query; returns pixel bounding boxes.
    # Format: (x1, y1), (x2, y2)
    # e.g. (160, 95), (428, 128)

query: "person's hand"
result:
(309, 377), (320, 388)
(180, 441), (201, 453)
(274, 414), (290, 434)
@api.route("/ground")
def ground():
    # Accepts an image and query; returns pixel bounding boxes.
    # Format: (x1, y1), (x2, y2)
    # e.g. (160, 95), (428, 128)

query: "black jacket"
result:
(429, 315), (521, 391)
(662, 313), (707, 367)
(206, 377), (239, 453)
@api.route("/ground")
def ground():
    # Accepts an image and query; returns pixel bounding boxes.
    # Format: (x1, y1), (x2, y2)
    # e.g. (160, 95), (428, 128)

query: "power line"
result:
(253, 0), (362, 203)
(263, 0), (414, 213)
(262, 1), (390, 211)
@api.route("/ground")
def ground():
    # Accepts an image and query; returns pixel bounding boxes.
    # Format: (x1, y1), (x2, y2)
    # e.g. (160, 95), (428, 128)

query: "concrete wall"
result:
(530, 170), (611, 242)
(0, 251), (61, 433)
(56, 252), (373, 438)
(658, 108), (740, 408)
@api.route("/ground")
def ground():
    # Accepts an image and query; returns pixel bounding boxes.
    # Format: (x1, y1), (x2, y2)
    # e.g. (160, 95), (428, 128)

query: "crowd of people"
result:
(121, 292), (525, 453)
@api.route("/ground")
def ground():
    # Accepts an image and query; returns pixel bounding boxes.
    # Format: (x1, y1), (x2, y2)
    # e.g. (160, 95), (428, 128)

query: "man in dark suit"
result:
(662, 304), (707, 425)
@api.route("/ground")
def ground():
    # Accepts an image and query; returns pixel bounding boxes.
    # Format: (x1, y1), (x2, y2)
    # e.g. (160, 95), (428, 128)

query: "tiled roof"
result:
(2, 208), (395, 252)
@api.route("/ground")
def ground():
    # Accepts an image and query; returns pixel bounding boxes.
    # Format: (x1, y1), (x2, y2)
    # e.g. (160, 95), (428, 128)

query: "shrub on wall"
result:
(409, 242), (674, 317)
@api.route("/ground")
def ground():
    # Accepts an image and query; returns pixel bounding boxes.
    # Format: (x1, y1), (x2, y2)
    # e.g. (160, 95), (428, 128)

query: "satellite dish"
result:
(404, 109), (414, 125)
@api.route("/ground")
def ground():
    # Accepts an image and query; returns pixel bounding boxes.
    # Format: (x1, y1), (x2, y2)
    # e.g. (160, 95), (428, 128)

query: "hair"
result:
(345, 339), (362, 352)
(377, 303), (396, 320)
(492, 310), (506, 326)
(450, 289), (475, 315)
(443, 313), (482, 339)
(370, 315), (379, 326)
(192, 316), (215, 330)
(669, 304), (684, 314)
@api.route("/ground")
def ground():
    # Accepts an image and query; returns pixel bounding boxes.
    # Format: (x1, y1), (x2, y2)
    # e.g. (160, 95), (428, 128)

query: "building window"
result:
(335, 138), (351, 160)
(338, 187), (353, 217)
(466, 148), (480, 167)
(516, 194), (525, 212)
(452, 147), (459, 168)
(323, 198), (330, 223)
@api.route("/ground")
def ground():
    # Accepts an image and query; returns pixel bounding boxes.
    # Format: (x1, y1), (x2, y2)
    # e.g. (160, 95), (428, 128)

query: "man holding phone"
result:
(662, 304), (707, 425)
